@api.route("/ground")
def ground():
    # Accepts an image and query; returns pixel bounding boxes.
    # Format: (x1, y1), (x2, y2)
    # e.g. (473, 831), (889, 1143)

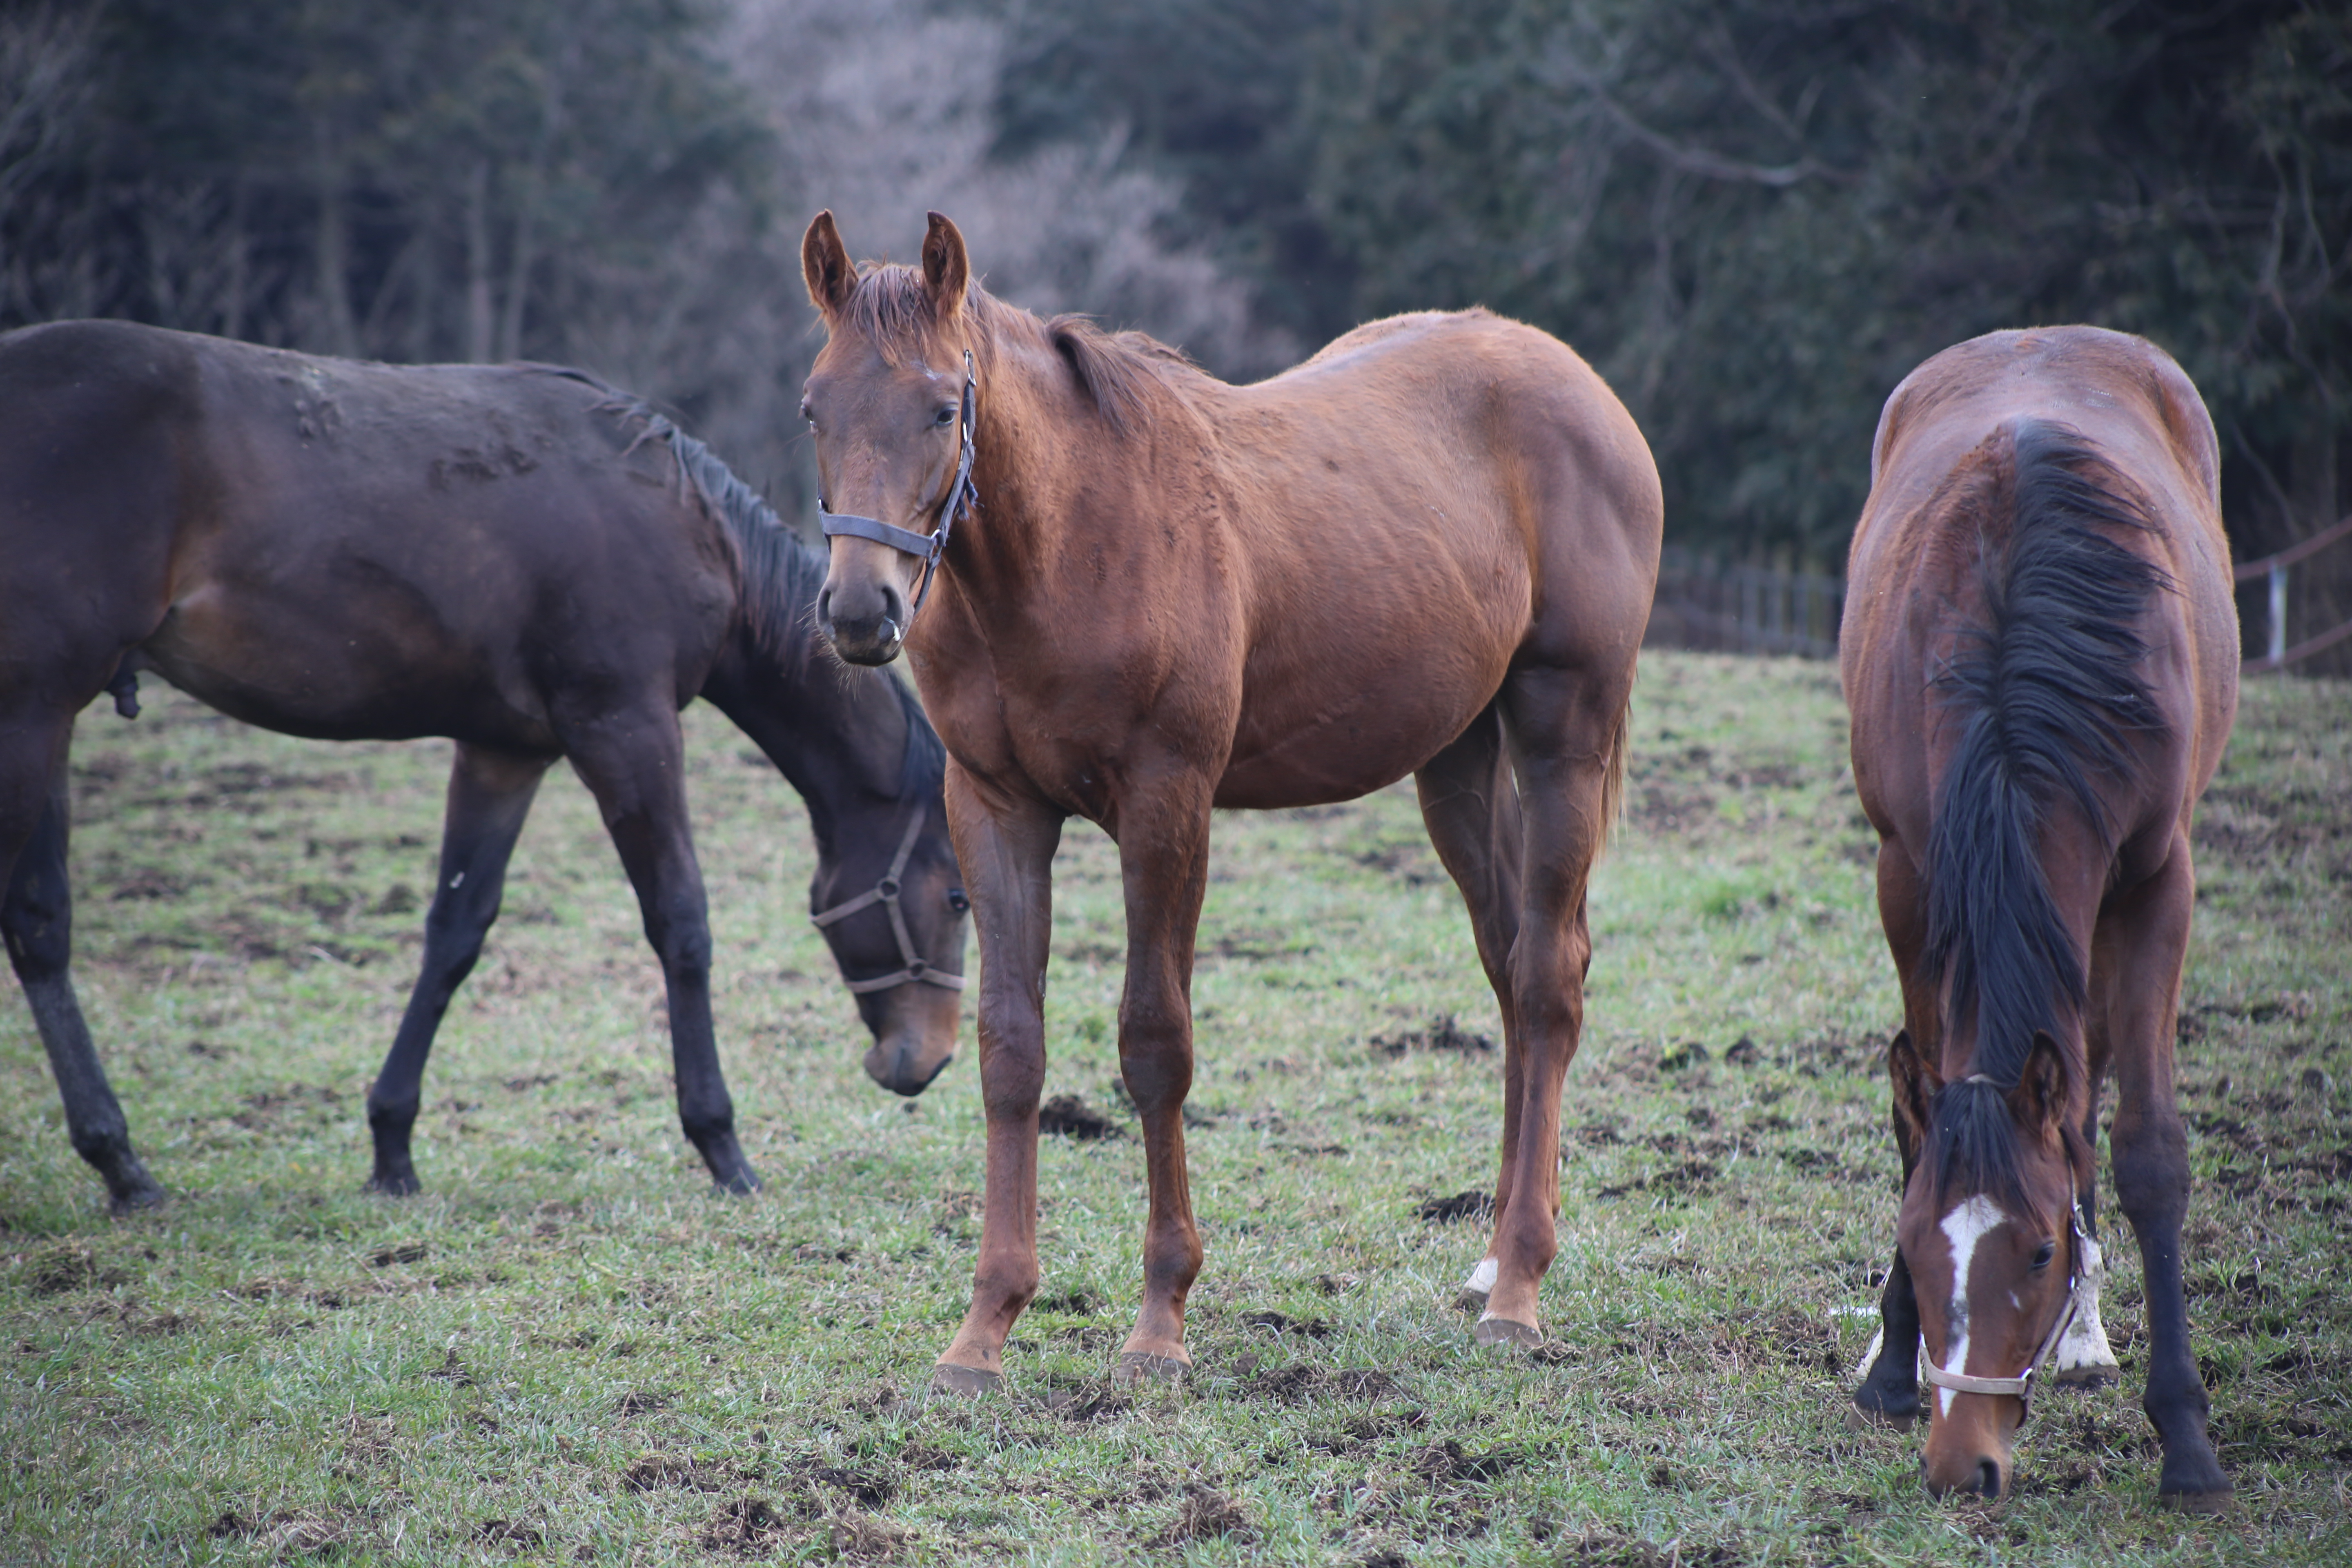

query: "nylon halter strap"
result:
(808, 808), (967, 995)
(816, 350), (978, 636)
(1918, 1196), (2097, 1421)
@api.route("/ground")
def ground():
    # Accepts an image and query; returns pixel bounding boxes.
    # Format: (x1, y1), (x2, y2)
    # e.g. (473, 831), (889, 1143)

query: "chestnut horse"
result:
(0, 321), (967, 1210)
(1842, 327), (2235, 1506)
(800, 211), (1660, 1392)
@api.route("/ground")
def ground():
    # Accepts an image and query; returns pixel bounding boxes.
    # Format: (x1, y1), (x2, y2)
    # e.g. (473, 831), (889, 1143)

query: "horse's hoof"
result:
(1472, 1315), (1542, 1349)
(930, 1362), (1004, 1399)
(2051, 1364), (2119, 1392)
(106, 1183), (166, 1216)
(710, 1169), (762, 1197)
(1845, 1403), (1914, 1434)
(2158, 1486), (2233, 1515)
(364, 1172), (421, 1198)
(1114, 1352), (1190, 1385)
(1452, 1287), (1489, 1314)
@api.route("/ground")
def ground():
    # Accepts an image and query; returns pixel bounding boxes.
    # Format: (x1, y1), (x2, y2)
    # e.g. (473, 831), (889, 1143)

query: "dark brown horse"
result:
(1841, 326), (2236, 1507)
(0, 320), (969, 1211)
(799, 211), (1660, 1392)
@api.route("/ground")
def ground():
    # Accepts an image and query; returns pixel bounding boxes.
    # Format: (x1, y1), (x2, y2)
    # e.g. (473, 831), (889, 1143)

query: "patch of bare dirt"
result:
(1152, 1484), (1252, 1547)
(1236, 1365), (1408, 1404)
(1371, 1014), (1494, 1056)
(1038, 1094), (1123, 1140)
(1414, 1190), (1492, 1224)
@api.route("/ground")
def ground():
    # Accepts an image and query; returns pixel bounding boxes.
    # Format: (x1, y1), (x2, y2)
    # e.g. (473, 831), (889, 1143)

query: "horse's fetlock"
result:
(366, 1096), (420, 1132)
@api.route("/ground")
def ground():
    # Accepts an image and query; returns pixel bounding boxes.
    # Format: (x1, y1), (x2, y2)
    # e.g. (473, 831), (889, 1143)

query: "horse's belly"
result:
(1215, 684), (1492, 809)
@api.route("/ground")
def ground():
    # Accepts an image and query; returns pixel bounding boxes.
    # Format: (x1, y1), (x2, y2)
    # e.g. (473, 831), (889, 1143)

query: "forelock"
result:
(840, 263), (943, 365)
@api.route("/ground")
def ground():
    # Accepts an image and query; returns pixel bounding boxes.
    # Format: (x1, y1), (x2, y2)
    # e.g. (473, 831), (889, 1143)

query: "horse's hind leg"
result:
(1474, 664), (1629, 1346)
(1412, 703), (1523, 1310)
(364, 744), (552, 1195)
(561, 706), (758, 1195)
(0, 724), (163, 1212)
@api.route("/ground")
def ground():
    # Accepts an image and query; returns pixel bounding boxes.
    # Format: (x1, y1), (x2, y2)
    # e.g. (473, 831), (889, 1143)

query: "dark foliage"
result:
(989, 0), (2351, 581)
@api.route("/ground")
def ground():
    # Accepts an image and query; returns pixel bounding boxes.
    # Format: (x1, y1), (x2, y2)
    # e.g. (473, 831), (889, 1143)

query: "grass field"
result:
(1, 649), (2345, 1566)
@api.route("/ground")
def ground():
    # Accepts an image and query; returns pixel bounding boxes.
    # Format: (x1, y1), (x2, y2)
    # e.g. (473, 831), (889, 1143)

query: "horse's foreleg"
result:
(1477, 668), (1621, 1347)
(1855, 843), (1934, 1427)
(1413, 705), (1523, 1310)
(364, 744), (550, 1195)
(2102, 839), (2230, 1508)
(565, 708), (755, 1195)
(934, 766), (1060, 1395)
(1, 731), (162, 1212)
(2054, 991), (2119, 1390)
(1109, 773), (1214, 1382)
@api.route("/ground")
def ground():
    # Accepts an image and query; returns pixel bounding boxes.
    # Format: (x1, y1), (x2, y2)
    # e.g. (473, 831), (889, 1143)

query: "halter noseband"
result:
(809, 807), (966, 996)
(1918, 1196), (2097, 1420)
(816, 350), (978, 640)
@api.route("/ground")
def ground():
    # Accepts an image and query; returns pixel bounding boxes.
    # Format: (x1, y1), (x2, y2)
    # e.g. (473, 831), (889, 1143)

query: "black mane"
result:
(528, 364), (826, 668)
(1922, 420), (2168, 1095)
(529, 365), (941, 804)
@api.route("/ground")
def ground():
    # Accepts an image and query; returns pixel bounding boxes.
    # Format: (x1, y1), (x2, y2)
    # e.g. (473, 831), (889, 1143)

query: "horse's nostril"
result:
(816, 585), (834, 626)
(1973, 1458), (2002, 1497)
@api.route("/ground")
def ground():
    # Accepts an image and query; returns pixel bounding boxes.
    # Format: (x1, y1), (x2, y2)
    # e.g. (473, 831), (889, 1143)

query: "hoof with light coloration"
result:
(930, 1362), (1004, 1398)
(2051, 1363), (2119, 1391)
(1114, 1352), (1190, 1384)
(1455, 1257), (1497, 1313)
(1472, 1315), (1542, 1349)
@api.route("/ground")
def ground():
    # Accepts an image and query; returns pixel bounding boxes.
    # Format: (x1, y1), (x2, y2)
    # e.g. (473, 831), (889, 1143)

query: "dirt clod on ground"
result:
(1039, 1094), (1122, 1140)
(1154, 1484), (1253, 1546)
(1370, 1013), (1494, 1056)
(701, 1497), (793, 1556)
(1414, 1190), (1492, 1223)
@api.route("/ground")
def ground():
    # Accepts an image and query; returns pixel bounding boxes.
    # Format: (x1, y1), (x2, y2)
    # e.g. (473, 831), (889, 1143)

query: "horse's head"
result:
(807, 791), (968, 1096)
(1891, 1028), (2089, 1499)
(800, 209), (979, 667)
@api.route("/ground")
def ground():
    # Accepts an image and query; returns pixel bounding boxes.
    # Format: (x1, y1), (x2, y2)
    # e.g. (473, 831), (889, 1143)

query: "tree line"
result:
(6, 0), (2346, 656)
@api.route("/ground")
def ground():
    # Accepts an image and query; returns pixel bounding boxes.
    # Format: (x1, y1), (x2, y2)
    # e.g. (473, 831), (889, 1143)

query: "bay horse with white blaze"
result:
(0, 321), (968, 1210)
(1842, 326), (2235, 1507)
(800, 210), (1660, 1393)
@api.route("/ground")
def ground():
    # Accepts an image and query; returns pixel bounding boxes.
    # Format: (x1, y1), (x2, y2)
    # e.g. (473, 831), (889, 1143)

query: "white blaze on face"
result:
(1936, 1194), (2008, 1417)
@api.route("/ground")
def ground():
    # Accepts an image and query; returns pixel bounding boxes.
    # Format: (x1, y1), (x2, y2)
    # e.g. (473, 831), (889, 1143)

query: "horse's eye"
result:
(801, 402), (817, 429)
(933, 405), (957, 427)
(947, 888), (970, 914)
(2031, 1241), (2056, 1272)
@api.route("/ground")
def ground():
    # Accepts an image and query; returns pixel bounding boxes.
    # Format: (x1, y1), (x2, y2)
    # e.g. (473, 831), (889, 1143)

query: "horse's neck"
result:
(702, 628), (912, 843)
(958, 339), (1206, 601)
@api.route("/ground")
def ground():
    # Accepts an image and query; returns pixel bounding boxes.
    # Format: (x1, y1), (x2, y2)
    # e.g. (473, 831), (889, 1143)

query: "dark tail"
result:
(1922, 421), (2168, 1088)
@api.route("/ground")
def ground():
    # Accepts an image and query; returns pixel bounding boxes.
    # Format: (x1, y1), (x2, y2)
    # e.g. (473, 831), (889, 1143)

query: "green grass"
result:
(2, 650), (2345, 1566)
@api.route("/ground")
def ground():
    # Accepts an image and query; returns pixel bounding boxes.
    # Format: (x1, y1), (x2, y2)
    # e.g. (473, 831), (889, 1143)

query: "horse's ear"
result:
(922, 211), (969, 319)
(1888, 1028), (1940, 1160)
(2006, 1031), (2071, 1146)
(802, 210), (857, 318)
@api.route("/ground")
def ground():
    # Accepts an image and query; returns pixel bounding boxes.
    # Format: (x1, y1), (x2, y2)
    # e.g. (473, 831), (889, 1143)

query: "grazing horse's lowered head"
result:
(1890, 1029), (2098, 1498)
(800, 209), (982, 667)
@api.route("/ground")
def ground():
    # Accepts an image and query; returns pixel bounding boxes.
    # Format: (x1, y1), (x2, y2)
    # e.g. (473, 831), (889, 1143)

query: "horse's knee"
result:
(642, 898), (713, 980)
(2110, 1112), (2189, 1221)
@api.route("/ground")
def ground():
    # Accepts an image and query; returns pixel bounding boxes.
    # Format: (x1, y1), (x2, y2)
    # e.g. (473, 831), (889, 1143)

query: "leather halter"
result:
(1919, 1197), (2096, 1421)
(809, 807), (966, 995)
(816, 350), (978, 639)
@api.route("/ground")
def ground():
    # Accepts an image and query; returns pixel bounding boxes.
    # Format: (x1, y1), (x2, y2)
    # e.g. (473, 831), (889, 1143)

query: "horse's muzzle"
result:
(818, 581), (908, 666)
